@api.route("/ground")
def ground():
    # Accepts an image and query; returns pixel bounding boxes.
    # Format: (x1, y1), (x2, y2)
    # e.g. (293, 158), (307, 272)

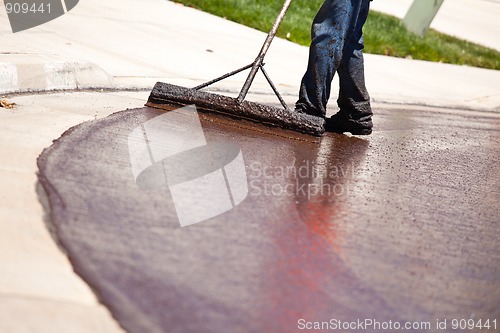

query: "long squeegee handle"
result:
(236, 0), (293, 104)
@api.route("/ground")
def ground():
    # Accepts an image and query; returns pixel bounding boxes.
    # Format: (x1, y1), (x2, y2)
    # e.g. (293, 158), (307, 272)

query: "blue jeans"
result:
(296, 0), (372, 122)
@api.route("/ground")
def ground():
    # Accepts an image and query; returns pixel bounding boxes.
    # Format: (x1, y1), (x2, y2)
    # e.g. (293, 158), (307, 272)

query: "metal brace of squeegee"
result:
(193, 0), (293, 111)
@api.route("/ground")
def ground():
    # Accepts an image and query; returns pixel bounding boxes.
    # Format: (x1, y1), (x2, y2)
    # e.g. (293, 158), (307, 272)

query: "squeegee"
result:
(146, 0), (325, 136)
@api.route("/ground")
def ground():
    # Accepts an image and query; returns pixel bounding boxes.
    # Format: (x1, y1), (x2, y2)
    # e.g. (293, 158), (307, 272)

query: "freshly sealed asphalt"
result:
(37, 105), (499, 333)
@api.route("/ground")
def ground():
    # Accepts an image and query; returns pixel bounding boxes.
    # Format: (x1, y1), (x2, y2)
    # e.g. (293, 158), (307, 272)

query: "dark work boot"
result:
(294, 104), (324, 119)
(325, 112), (372, 135)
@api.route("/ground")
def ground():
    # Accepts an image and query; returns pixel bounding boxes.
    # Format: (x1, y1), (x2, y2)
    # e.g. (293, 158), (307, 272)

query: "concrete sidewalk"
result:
(371, 0), (500, 52)
(1, 0), (499, 111)
(0, 0), (499, 332)
(0, 91), (146, 333)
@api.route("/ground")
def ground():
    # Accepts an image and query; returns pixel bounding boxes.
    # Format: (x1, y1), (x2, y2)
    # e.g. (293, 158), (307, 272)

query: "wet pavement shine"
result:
(37, 104), (500, 333)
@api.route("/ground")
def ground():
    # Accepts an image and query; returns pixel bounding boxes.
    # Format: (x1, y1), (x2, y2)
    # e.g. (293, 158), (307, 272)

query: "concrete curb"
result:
(0, 56), (112, 94)
(2, 55), (499, 114)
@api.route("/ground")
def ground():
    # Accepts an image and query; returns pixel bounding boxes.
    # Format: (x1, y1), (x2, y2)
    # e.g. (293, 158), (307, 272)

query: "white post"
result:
(403, 0), (445, 36)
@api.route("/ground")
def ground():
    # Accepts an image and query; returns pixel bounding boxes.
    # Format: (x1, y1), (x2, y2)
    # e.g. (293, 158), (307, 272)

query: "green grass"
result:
(173, 0), (500, 70)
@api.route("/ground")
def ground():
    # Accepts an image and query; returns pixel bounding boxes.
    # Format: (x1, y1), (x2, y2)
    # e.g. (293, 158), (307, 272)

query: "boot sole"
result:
(348, 128), (372, 135)
(325, 124), (372, 135)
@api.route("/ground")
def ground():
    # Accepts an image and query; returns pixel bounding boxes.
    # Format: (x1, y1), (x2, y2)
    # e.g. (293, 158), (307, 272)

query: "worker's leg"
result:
(295, 0), (352, 117)
(333, 0), (373, 131)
